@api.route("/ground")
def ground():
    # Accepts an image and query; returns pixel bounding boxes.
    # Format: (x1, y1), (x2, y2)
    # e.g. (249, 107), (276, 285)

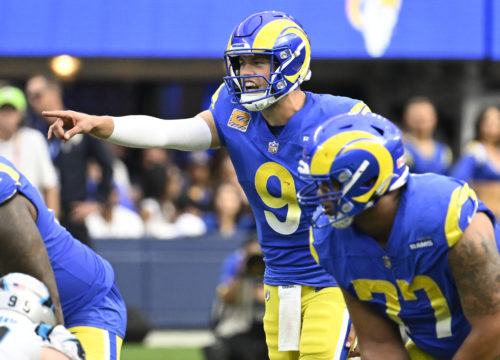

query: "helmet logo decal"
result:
(227, 109), (251, 132)
(311, 131), (394, 202)
(310, 131), (377, 174)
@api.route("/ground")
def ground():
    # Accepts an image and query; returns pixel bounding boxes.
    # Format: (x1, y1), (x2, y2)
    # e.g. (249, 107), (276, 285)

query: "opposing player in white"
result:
(0, 273), (85, 360)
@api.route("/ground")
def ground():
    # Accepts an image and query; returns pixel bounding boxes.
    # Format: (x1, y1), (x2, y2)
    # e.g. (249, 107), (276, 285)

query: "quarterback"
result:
(298, 112), (500, 359)
(44, 10), (370, 360)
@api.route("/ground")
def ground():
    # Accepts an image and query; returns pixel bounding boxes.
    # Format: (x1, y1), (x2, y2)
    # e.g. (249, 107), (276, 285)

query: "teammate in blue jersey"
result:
(0, 156), (126, 359)
(297, 112), (500, 359)
(43, 10), (370, 360)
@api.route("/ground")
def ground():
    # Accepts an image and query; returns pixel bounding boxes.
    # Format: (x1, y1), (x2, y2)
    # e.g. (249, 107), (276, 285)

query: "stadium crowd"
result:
(0, 78), (257, 242)
(2, 79), (500, 247)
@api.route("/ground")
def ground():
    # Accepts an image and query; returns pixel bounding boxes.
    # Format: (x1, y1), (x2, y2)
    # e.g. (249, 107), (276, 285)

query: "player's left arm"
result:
(449, 211), (500, 359)
(0, 194), (64, 325)
(341, 288), (410, 359)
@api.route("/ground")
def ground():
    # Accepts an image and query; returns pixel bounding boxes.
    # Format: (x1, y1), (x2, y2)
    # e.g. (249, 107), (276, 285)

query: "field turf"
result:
(122, 344), (204, 360)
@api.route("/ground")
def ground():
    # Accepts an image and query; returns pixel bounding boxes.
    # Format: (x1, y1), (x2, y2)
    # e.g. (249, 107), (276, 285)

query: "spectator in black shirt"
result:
(25, 73), (113, 247)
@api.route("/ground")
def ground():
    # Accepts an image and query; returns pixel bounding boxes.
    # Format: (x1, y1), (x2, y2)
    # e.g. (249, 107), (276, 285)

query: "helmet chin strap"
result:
(241, 93), (277, 111)
(330, 215), (353, 229)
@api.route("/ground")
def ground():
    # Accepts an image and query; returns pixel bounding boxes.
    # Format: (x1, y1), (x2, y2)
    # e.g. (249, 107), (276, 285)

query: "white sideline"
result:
(143, 329), (215, 348)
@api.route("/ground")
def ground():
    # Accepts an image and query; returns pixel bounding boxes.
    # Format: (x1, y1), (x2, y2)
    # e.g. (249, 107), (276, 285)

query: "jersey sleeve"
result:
(0, 163), (21, 204)
(208, 83), (229, 147)
(444, 182), (479, 247)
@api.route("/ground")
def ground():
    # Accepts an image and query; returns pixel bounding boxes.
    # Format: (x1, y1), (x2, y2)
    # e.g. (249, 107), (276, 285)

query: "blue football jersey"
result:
(451, 141), (500, 182)
(311, 173), (498, 358)
(210, 84), (370, 286)
(404, 138), (452, 175)
(0, 157), (117, 329)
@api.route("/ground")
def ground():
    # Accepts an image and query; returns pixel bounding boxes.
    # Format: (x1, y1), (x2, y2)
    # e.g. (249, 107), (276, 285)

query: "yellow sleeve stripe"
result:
(348, 102), (371, 114)
(309, 227), (320, 265)
(210, 83), (225, 109)
(0, 163), (21, 186)
(444, 183), (478, 247)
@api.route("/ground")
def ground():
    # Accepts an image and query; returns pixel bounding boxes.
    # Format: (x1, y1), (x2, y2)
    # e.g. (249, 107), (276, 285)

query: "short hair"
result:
(403, 96), (434, 114)
(29, 73), (62, 92)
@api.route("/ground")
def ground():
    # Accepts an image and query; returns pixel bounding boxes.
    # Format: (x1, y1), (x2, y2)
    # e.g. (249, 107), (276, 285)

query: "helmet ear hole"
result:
(361, 177), (377, 189)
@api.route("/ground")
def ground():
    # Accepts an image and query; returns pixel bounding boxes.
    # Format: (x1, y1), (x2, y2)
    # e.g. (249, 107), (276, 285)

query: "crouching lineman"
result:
(0, 156), (126, 359)
(297, 112), (500, 359)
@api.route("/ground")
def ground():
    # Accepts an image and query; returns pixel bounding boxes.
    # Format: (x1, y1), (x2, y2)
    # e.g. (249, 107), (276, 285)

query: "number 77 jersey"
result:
(310, 173), (500, 358)
(210, 83), (370, 286)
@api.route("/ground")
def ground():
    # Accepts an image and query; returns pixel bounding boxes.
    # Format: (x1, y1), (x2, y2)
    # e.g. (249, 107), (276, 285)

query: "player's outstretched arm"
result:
(0, 195), (64, 324)
(44, 109), (220, 149)
(341, 288), (410, 360)
(449, 212), (500, 359)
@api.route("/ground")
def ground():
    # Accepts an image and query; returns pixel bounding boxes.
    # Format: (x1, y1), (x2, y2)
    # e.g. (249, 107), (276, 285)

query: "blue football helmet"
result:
(223, 10), (311, 111)
(0, 273), (56, 325)
(297, 112), (409, 228)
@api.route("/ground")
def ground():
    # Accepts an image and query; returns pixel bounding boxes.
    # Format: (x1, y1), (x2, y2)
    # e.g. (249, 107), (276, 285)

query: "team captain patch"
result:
(228, 109), (251, 132)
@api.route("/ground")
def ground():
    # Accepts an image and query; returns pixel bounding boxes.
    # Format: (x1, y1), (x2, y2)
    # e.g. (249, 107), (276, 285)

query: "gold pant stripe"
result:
(69, 326), (123, 360)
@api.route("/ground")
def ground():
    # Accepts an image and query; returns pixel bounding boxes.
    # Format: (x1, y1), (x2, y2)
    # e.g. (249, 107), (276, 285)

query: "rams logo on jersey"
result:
(228, 109), (251, 132)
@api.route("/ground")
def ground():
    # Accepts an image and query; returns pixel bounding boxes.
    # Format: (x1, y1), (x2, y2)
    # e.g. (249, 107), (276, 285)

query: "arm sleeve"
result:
(108, 115), (212, 151)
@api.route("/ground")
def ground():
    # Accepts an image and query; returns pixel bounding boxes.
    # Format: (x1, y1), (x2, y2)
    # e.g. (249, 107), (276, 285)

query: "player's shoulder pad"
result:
(403, 174), (475, 248)
(316, 93), (371, 115)
(444, 181), (479, 248)
(209, 83), (229, 110)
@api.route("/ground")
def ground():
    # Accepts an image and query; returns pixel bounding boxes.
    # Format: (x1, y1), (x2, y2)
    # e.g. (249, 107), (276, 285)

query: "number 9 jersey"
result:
(210, 84), (370, 286)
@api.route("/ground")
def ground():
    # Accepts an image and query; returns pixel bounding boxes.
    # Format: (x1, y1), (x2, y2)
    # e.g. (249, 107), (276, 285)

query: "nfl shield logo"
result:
(268, 141), (279, 154)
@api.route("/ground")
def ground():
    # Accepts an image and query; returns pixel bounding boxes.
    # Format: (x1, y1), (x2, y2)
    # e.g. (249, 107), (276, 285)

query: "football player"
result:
(0, 156), (126, 359)
(0, 272), (85, 360)
(43, 10), (371, 360)
(297, 112), (500, 359)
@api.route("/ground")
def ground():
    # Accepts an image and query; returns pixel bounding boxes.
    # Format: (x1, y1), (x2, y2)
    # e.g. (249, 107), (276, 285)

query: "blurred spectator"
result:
(209, 149), (254, 224)
(25, 73), (114, 246)
(210, 148), (240, 187)
(204, 234), (268, 360)
(85, 186), (145, 239)
(402, 96), (452, 174)
(184, 151), (214, 212)
(108, 143), (138, 212)
(139, 148), (206, 238)
(0, 86), (60, 215)
(203, 182), (256, 237)
(451, 105), (500, 218)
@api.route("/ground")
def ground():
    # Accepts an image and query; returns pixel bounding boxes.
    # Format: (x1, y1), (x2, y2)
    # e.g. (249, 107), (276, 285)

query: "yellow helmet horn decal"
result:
(310, 131), (393, 202)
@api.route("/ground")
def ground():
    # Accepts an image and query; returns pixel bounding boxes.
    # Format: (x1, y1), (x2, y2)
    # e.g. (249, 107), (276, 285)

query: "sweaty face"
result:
(237, 54), (272, 92)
